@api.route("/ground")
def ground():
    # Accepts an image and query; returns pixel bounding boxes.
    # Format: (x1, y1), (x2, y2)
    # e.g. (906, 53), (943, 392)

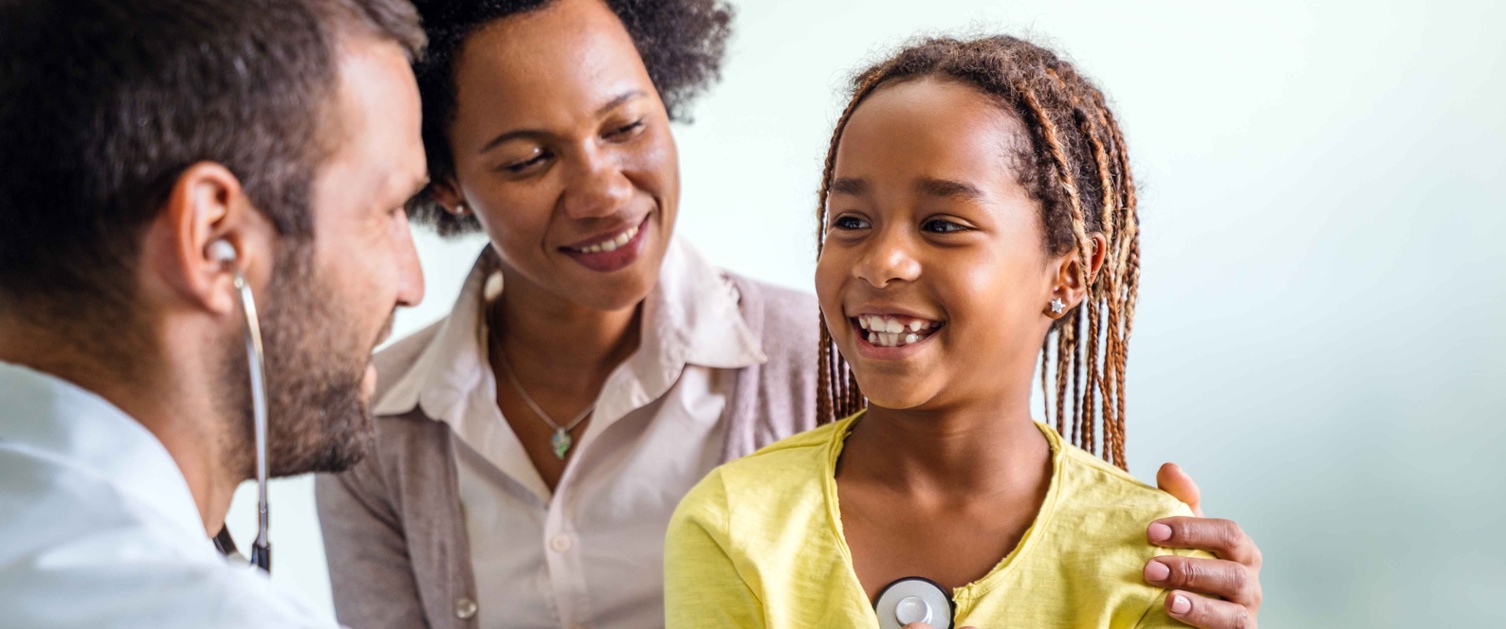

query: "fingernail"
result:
(1148, 522), (1172, 543)
(1144, 560), (1170, 583)
(1170, 594), (1191, 615)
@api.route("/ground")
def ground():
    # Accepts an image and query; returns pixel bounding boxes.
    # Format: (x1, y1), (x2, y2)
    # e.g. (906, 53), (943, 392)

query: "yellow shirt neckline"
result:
(819, 410), (1069, 608)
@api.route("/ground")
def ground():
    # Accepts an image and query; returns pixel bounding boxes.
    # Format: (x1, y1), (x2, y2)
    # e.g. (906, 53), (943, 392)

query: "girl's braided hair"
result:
(816, 35), (1141, 469)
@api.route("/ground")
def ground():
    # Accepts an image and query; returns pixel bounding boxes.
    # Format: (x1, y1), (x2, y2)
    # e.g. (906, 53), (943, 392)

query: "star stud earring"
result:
(1049, 298), (1066, 315)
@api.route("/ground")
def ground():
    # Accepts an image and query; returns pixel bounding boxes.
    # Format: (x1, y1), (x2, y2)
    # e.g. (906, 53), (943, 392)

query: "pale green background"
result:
(227, 0), (1506, 625)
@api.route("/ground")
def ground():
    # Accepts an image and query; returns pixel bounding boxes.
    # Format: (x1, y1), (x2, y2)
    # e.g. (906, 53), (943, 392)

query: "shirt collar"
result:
(371, 237), (766, 424)
(370, 250), (491, 422)
(0, 361), (208, 542)
(647, 237), (767, 370)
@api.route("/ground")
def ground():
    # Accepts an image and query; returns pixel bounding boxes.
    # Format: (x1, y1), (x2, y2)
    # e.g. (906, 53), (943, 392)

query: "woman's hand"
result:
(1146, 463), (1263, 628)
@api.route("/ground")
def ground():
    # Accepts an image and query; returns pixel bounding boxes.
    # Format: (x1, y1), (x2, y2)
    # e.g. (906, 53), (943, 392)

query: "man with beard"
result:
(0, 0), (428, 626)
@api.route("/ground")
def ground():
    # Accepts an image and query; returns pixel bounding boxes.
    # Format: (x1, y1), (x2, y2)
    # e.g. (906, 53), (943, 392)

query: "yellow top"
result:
(665, 413), (1210, 628)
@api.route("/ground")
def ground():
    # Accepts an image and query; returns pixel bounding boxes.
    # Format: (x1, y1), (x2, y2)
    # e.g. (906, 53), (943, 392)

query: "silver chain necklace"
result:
(495, 348), (595, 459)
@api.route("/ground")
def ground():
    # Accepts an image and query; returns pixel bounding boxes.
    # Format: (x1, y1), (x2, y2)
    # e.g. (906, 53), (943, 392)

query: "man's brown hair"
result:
(0, 0), (424, 320)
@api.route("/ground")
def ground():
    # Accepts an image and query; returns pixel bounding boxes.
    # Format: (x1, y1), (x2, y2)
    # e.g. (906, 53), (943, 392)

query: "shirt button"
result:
(550, 534), (573, 553)
(455, 597), (478, 620)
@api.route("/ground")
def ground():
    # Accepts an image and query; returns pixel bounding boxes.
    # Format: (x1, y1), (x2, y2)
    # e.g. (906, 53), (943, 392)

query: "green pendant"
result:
(551, 429), (572, 459)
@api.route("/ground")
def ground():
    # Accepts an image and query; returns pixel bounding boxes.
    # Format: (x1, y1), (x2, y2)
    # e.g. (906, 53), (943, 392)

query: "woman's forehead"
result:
(455, 0), (644, 90)
(450, 1), (654, 128)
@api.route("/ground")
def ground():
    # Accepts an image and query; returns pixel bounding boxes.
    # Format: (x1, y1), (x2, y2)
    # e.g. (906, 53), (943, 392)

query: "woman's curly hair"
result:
(407, 0), (733, 236)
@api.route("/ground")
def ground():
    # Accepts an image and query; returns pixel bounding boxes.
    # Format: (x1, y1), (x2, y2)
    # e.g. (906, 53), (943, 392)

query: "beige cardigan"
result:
(315, 272), (818, 629)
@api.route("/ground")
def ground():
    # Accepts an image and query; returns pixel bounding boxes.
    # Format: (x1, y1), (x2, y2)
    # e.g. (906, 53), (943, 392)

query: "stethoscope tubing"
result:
(232, 270), (271, 573)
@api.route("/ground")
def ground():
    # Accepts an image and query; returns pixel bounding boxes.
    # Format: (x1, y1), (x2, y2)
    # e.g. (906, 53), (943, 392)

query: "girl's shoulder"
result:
(1051, 434), (1190, 520)
(673, 419), (849, 537)
(1030, 424), (1206, 576)
(716, 419), (846, 487)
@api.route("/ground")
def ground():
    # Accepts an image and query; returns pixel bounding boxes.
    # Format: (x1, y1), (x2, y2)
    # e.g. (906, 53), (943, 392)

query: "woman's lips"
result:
(560, 214), (651, 273)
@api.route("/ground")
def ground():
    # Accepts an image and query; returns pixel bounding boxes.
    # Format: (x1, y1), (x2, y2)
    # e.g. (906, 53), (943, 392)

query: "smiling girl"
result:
(665, 35), (1210, 628)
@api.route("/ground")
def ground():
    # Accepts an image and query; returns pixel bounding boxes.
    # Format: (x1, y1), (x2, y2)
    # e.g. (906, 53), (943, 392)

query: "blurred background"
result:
(228, 0), (1506, 625)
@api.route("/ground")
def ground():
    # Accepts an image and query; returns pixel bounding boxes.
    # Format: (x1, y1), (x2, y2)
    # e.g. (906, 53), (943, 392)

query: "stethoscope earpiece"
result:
(875, 576), (955, 629)
(208, 239), (238, 264)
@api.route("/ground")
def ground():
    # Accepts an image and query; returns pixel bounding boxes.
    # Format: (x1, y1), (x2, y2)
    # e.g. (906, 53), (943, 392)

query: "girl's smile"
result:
(850, 312), (945, 358)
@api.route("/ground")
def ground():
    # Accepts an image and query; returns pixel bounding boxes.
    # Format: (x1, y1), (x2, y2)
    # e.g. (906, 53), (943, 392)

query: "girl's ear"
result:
(1045, 232), (1108, 318)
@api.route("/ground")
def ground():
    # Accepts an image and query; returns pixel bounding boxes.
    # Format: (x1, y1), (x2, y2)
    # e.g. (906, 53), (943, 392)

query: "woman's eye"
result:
(923, 218), (967, 233)
(832, 216), (870, 230)
(607, 119), (645, 139)
(505, 152), (549, 173)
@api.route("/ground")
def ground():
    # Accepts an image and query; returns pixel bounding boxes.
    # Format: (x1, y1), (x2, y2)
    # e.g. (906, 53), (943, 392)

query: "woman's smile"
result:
(560, 213), (652, 273)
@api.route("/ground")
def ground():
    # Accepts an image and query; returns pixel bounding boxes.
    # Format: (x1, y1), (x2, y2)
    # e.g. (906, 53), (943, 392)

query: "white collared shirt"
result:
(373, 238), (766, 629)
(0, 361), (339, 629)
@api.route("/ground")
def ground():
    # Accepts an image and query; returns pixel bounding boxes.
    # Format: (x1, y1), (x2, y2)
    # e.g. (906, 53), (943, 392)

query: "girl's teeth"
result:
(857, 314), (940, 347)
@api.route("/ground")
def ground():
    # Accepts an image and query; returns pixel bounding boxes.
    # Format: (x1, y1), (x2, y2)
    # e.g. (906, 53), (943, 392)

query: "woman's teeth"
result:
(575, 224), (639, 254)
(856, 314), (940, 348)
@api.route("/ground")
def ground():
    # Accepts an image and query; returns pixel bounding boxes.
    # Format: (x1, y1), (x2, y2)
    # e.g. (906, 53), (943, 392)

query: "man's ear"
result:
(140, 161), (274, 315)
(1045, 232), (1108, 318)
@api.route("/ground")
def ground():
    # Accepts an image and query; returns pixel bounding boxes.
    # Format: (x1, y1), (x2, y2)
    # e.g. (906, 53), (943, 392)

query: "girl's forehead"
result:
(835, 78), (1026, 187)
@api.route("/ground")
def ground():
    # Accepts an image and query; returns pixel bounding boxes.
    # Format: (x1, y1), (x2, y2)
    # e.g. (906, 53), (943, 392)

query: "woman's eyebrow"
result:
(595, 89), (645, 117)
(477, 89), (647, 155)
(479, 128), (548, 154)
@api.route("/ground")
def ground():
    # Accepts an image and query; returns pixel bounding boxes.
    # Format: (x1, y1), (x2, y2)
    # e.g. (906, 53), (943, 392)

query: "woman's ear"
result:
(428, 177), (469, 217)
(1045, 232), (1108, 318)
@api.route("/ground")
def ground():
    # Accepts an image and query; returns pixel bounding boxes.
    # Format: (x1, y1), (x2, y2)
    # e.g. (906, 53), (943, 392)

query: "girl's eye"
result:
(832, 216), (870, 230)
(607, 119), (645, 140)
(505, 151), (550, 174)
(923, 218), (967, 233)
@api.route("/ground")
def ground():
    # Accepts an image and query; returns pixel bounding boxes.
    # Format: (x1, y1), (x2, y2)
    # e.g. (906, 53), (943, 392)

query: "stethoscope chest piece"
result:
(876, 576), (955, 629)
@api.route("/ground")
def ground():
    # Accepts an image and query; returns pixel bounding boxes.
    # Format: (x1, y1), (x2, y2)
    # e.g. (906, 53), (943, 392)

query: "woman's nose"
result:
(561, 146), (633, 220)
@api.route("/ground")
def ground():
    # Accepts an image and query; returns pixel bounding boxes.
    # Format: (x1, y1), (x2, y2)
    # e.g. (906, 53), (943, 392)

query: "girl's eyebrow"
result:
(917, 177), (983, 202)
(830, 176), (983, 201)
(831, 177), (868, 196)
